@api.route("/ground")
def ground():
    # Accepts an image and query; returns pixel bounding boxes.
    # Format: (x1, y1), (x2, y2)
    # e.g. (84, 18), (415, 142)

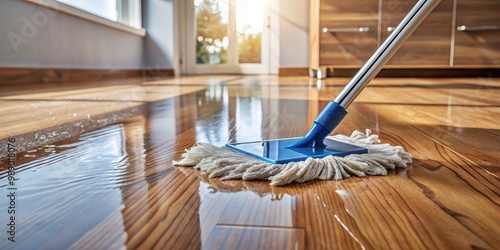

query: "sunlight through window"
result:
(57, 0), (142, 29)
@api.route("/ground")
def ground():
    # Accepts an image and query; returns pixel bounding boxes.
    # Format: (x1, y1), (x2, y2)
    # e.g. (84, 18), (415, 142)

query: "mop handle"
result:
(289, 0), (441, 148)
(334, 0), (441, 108)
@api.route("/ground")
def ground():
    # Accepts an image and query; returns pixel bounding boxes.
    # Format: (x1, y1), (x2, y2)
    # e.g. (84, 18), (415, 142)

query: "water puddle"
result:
(0, 124), (132, 249)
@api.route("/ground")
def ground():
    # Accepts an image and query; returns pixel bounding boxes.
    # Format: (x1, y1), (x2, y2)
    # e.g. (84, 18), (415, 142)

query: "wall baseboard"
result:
(334, 67), (500, 78)
(0, 67), (174, 85)
(280, 67), (500, 78)
(279, 67), (310, 76)
(143, 68), (175, 79)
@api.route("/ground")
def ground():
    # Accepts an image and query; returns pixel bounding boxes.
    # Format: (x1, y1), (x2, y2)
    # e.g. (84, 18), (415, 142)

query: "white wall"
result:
(142, 0), (175, 69)
(278, 0), (309, 68)
(0, 0), (144, 69)
(0, 0), (310, 70)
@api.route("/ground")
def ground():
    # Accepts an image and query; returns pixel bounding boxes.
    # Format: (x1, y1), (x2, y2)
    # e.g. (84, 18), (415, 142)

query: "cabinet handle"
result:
(457, 25), (500, 31)
(322, 27), (370, 33)
(387, 26), (397, 32)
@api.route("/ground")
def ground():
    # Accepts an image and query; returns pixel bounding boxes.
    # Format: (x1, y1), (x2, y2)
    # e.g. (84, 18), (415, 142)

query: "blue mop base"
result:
(226, 138), (368, 164)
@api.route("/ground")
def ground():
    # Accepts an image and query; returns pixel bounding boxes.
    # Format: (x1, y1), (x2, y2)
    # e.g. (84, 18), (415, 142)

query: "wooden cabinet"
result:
(317, 0), (379, 66)
(381, 0), (453, 65)
(454, 0), (500, 65)
(309, 0), (500, 72)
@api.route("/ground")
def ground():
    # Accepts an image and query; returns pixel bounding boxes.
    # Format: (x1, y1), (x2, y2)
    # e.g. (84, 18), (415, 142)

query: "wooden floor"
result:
(0, 75), (498, 249)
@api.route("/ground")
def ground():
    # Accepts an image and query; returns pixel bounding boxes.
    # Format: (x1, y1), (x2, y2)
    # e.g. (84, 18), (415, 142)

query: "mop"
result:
(174, 0), (441, 186)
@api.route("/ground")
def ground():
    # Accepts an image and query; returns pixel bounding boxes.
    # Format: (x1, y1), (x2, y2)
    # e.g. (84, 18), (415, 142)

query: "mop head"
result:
(173, 129), (412, 186)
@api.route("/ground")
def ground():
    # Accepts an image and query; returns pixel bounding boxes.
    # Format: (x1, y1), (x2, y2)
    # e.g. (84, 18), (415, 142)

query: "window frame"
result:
(24, 0), (146, 37)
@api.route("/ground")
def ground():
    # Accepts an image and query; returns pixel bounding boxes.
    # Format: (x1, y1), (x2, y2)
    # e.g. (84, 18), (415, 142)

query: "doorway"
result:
(183, 0), (271, 74)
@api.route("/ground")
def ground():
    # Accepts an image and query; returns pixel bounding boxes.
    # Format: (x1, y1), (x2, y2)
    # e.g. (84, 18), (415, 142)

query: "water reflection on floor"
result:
(0, 84), (313, 249)
(1, 125), (129, 248)
(1, 76), (497, 248)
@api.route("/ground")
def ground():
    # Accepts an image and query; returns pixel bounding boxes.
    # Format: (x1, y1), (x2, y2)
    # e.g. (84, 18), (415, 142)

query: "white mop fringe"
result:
(173, 129), (412, 186)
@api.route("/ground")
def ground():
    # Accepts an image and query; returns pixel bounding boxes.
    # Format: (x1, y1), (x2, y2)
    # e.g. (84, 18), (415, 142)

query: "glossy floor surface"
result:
(0, 75), (499, 249)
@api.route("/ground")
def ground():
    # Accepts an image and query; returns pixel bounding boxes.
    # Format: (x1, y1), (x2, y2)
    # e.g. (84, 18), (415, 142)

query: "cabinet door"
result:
(319, 0), (379, 66)
(454, 0), (500, 65)
(381, 0), (453, 66)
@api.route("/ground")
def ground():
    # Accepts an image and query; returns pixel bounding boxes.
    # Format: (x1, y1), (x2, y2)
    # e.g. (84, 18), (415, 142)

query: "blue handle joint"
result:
(287, 101), (347, 148)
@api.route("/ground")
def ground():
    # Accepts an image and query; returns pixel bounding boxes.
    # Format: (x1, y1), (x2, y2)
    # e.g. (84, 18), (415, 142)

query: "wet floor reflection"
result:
(0, 83), (331, 249)
(197, 180), (296, 244)
(0, 124), (129, 249)
(190, 171), (372, 249)
(195, 86), (231, 145)
(194, 85), (318, 145)
(0, 76), (497, 248)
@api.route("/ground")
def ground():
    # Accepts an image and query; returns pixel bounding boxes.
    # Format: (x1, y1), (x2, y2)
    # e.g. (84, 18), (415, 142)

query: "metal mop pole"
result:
(290, 0), (441, 148)
(335, 0), (441, 108)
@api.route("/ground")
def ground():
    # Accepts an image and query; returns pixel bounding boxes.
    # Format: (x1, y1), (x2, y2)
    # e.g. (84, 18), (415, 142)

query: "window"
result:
(57, 0), (142, 29)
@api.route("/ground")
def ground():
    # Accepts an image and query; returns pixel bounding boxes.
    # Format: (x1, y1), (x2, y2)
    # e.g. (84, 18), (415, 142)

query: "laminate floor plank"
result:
(0, 100), (143, 156)
(145, 75), (243, 85)
(190, 96), (499, 249)
(0, 78), (144, 97)
(0, 75), (498, 249)
(203, 226), (305, 250)
(370, 103), (500, 169)
(225, 75), (500, 88)
(0, 85), (207, 102)
(226, 82), (499, 107)
(329, 104), (499, 249)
